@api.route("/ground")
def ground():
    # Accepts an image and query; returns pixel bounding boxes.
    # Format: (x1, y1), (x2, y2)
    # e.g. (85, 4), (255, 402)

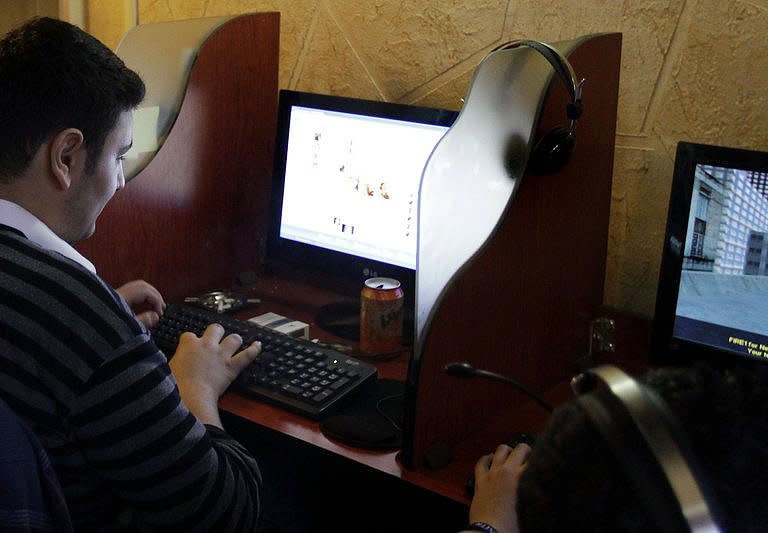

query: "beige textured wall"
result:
(89, 0), (768, 319)
(0, 0), (58, 35)
(88, 1), (135, 50)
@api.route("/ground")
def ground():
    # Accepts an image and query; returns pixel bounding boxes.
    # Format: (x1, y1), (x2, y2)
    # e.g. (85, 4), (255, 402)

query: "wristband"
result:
(466, 522), (498, 533)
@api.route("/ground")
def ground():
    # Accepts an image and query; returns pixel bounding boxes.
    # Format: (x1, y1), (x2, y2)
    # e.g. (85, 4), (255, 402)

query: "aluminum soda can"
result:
(360, 277), (404, 353)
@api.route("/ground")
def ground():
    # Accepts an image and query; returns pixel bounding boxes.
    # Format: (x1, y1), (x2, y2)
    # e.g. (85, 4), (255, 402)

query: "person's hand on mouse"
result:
(468, 443), (531, 533)
(116, 279), (166, 328)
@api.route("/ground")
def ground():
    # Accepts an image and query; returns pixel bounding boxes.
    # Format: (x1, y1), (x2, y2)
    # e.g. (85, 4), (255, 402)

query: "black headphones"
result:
(491, 40), (585, 175)
(571, 365), (721, 533)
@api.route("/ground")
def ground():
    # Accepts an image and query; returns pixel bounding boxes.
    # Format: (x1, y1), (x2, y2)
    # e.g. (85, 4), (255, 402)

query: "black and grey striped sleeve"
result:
(0, 229), (261, 530)
(69, 337), (262, 531)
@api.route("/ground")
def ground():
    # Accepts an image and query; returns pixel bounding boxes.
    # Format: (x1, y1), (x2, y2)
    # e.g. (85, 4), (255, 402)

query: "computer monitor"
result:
(266, 90), (458, 336)
(652, 141), (768, 368)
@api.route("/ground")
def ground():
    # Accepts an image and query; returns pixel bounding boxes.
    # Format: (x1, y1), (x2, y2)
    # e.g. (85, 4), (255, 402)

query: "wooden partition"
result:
(401, 33), (623, 469)
(74, 14), (621, 489)
(77, 13), (279, 302)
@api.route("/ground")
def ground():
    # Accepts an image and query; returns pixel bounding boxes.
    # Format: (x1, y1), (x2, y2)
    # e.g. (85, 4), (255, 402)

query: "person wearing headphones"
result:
(463, 363), (768, 533)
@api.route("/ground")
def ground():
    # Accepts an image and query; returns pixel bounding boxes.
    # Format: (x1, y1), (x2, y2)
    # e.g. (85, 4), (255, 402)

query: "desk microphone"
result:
(444, 362), (553, 412)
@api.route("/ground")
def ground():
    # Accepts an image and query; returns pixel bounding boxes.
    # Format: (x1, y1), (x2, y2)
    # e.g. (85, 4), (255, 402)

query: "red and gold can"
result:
(360, 277), (404, 353)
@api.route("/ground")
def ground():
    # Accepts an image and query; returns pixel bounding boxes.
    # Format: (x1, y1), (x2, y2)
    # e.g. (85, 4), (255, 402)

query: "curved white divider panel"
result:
(116, 16), (237, 180)
(415, 39), (580, 343)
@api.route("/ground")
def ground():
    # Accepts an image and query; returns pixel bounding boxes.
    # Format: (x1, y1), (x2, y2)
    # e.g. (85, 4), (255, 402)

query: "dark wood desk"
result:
(211, 271), (629, 508)
(216, 272), (653, 510)
(214, 272), (474, 505)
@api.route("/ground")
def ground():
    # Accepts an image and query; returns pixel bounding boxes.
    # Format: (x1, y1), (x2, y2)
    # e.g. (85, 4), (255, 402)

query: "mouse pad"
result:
(320, 379), (404, 450)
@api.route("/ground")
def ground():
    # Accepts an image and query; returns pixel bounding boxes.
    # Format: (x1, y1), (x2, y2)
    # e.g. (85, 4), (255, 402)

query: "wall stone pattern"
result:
(112, 0), (766, 318)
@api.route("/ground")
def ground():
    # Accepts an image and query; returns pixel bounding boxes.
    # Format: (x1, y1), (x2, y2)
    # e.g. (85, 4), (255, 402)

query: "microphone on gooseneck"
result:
(444, 361), (554, 413)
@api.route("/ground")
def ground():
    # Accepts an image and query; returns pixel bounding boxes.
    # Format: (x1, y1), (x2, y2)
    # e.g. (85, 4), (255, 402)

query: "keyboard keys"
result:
(151, 304), (377, 419)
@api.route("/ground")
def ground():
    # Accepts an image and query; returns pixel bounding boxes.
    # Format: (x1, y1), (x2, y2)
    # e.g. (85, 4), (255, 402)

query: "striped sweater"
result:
(0, 226), (261, 531)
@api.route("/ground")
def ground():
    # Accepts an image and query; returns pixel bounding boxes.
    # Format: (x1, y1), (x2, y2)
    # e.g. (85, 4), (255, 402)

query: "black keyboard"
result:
(152, 304), (378, 419)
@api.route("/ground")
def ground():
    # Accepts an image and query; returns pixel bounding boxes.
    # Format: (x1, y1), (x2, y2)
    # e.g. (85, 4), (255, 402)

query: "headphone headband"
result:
(489, 39), (585, 174)
(493, 40), (583, 106)
(572, 365), (721, 533)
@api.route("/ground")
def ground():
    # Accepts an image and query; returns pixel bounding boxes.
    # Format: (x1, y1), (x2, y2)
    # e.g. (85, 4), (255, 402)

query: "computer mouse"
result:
(507, 432), (536, 448)
(465, 433), (537, 495)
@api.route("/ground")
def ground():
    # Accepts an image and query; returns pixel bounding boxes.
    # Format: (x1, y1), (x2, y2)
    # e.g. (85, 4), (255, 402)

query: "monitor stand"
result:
(315, 301), (361, 340)
(315, 301), (415, 345)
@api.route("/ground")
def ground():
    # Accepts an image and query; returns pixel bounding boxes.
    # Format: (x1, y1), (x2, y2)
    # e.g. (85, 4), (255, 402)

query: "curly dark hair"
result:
(0, 17), (145, 179)
(517, 363), (768, 532)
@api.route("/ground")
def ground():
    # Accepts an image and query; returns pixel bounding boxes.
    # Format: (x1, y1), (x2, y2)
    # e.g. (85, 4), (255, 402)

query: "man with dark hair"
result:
(0, 17), (263, 530)
(466, 364), (768, 533)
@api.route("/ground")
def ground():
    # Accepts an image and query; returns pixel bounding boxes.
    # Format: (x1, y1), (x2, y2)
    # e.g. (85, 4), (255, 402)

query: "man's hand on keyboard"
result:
(169, 323), (262, 428)
(117, 279), (167, 329)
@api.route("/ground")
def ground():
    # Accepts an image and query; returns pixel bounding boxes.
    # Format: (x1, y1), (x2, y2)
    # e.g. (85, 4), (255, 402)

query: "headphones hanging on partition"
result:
(571, 365), (721, 533)
(492, 39), (585, 175)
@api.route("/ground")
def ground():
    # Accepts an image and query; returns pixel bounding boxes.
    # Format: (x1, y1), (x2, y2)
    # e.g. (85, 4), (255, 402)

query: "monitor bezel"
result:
(265, 89), (458, 298)
(651, 141), (768, 368)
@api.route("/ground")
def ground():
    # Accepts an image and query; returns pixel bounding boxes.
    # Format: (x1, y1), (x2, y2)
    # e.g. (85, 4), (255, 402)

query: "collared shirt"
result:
(0, 198), (96, 273)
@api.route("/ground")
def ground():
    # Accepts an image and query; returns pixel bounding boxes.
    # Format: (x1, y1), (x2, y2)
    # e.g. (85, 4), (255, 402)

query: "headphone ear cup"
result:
(529, 125), (575, 175)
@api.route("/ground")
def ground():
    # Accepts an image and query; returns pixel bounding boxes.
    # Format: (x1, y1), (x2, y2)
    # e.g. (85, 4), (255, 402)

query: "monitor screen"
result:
(652, 141), (768, 367)
(266, 90), (458, 297)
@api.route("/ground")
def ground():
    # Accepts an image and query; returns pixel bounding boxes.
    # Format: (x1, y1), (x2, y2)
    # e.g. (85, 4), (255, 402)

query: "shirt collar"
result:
(0, 199), (96, 273)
